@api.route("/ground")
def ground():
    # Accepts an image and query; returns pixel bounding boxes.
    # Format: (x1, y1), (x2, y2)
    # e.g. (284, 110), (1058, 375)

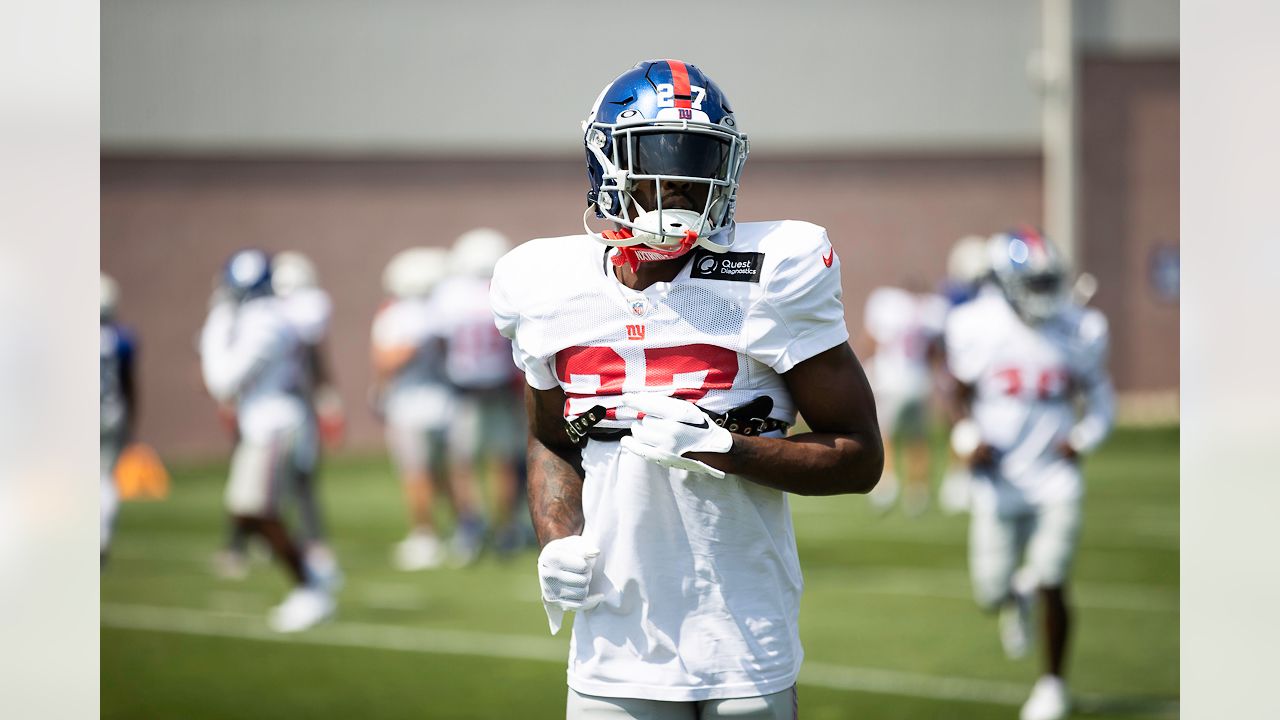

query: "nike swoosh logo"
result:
(679, 417), (710, 429)
(822, 247), (835, 268)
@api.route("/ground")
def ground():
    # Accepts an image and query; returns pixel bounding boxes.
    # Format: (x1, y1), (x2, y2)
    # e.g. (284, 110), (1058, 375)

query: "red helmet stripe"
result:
(668, 60), (693, 109)
(1019, 225), (1045, 253)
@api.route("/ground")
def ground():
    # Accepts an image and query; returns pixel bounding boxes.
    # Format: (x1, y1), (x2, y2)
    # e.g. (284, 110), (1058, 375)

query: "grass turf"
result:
(102, 425), (1178, 719)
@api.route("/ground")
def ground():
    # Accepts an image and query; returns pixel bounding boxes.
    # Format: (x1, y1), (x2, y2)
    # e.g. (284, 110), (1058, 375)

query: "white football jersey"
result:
(200, 297), (309, 441)
(372, 296), (453, 428)
(278, 286), (332, 347)
(491, 220), (848, 701)
(945, 292), (1113, 506)
(434, 275), (518, 391)
(863, 286), (947, 399)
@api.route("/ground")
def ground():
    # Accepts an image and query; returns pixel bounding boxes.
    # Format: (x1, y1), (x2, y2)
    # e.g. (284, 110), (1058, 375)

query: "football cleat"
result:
(268, 586), (334, 633)
(212, 549), (249, 581)
(394, 532), (447, 571)
(582, 60), (749, 263)
(1020, 675), (1070, 720)
(868, 471), (900, 514)
(987, 228), (1068, 324)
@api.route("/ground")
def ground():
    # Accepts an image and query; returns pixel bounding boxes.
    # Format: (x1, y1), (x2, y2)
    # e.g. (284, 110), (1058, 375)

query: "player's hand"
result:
(969, 443), (998, 469)
(951, 418), (996, 470)
(618, 394), (733, 479)
(537, 535), (601, 635)
(1057, 440), (1079, 463)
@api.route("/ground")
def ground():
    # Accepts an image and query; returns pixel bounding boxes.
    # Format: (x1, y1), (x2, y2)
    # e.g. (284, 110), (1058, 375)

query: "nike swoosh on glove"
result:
(537, 535), (602, 635)
(618, 393), (734, 479)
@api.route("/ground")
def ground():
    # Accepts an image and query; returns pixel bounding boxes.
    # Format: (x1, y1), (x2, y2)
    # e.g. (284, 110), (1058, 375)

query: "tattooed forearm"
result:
(527, 435), (585, 547)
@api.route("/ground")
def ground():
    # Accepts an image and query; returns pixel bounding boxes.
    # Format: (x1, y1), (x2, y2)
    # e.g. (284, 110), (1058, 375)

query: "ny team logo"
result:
(626, 324), (646, 341)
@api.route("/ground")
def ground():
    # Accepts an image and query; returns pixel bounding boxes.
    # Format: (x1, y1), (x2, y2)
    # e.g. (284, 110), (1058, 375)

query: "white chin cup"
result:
(630, 209), (705, 248)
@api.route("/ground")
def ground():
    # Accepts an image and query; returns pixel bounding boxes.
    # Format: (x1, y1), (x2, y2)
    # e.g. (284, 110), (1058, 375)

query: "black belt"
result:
(565, 395), (790, 446)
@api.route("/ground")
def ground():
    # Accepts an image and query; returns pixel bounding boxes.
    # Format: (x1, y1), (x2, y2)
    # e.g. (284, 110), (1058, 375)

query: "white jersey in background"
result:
(863, 286), (947, 400)
(372, 297), (453, 429)
(435, 275), (517, 391)
(945, 292), (1114, 507)
(200, 297), (310, 443)
(492, 220), (848, 701)
(279, 286), (332, 349)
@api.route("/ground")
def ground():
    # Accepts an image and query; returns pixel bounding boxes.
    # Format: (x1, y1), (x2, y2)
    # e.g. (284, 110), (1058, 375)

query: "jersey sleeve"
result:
(200, 304), (284, 402)
(490, 253), (558, 390)
(745, 225), (850, 373)
(285, 289), (332, 345)
(944, 304), (987, 384)
(1068, 308), (1115, 454)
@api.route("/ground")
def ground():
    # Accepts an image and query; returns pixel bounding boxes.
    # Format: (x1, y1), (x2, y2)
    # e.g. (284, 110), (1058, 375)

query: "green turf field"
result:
(102, 426), (1178, 719)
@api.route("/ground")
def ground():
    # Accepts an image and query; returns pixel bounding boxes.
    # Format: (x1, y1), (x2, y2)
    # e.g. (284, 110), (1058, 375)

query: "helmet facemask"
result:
(1006, 271), (1066, 324)
(585, 118), (747, 260)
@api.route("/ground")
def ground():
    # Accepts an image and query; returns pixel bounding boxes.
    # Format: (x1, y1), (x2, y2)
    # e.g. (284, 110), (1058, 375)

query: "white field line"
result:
(101, 603), (1178, 718)
(107, 544), (1179, 614)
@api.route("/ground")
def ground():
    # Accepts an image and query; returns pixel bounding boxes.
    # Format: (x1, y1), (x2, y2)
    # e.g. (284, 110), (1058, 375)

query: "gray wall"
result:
(102, 0), (1176, 155)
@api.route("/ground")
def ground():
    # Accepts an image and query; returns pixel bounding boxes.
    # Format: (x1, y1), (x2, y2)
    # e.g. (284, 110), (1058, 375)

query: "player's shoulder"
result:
(495, 235), (598, 277)
(1058, 304), (1109, 347)
(734, 220), (829, 258)
(492, 234), (602, 302)
(946, 291), (1008, 339)
(241, 296), (294, 335)
(732, 220), (837, 293)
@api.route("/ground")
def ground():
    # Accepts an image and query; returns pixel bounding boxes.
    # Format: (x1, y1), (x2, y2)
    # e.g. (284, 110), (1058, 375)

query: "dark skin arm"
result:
(687, 342), (883, 495)
(526, 342), (884, 547)
(525, 383), (587, 547)
(953, 380), (1078, 465)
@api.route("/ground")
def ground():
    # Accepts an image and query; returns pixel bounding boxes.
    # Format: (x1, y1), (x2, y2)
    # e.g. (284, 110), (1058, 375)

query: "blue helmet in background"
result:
(583, 60), (749, 259)
(987, 228), (1068, 324)
(222, 248), (273, 302)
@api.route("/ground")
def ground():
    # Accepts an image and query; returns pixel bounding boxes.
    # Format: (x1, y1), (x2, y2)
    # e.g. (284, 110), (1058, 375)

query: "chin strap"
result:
(606, 229), (700, 272)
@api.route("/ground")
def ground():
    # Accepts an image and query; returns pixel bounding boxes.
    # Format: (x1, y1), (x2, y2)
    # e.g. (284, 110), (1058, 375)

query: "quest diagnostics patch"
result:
(689, 250), (764, 283)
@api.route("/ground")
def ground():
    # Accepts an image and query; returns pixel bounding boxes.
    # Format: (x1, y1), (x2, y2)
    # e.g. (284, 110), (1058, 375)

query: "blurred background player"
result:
(936, 234), (996, 515)
(860, 283), (948, 516)
(436, 228), (527, 562)
(100, 273), (136, 565)
(200, 249), (335, 632)
(945, 229), (1114, 720)
(370, 247), (456, 570)
(271, 251), (344, 584)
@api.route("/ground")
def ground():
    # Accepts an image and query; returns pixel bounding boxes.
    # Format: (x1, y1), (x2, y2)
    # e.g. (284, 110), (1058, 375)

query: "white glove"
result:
(537, 535), (602, 635)
(618, 394), (733, 479)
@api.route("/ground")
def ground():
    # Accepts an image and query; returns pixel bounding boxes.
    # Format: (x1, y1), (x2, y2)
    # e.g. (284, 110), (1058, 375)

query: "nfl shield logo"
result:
(630, 300), (646, 316)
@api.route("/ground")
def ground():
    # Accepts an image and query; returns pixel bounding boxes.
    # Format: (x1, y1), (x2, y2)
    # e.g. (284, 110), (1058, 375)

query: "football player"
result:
(100, 273), (136, 566)
(270, 251), (343, 583)
(435, 229), (525, 564)
(945, 229), (1114, 720)
(371, 247), (456, 570)
(937, 234), (995, 515)
(491, 60), (882, 719)
(859, 284), (948, 516)
(200, 249), (335, 632)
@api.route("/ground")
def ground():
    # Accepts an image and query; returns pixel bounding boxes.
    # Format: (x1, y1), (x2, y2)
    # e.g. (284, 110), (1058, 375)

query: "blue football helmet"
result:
(583, 60), (749, 261)
(222, 248), (273, 301)
(987, 228), (1068, 324)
